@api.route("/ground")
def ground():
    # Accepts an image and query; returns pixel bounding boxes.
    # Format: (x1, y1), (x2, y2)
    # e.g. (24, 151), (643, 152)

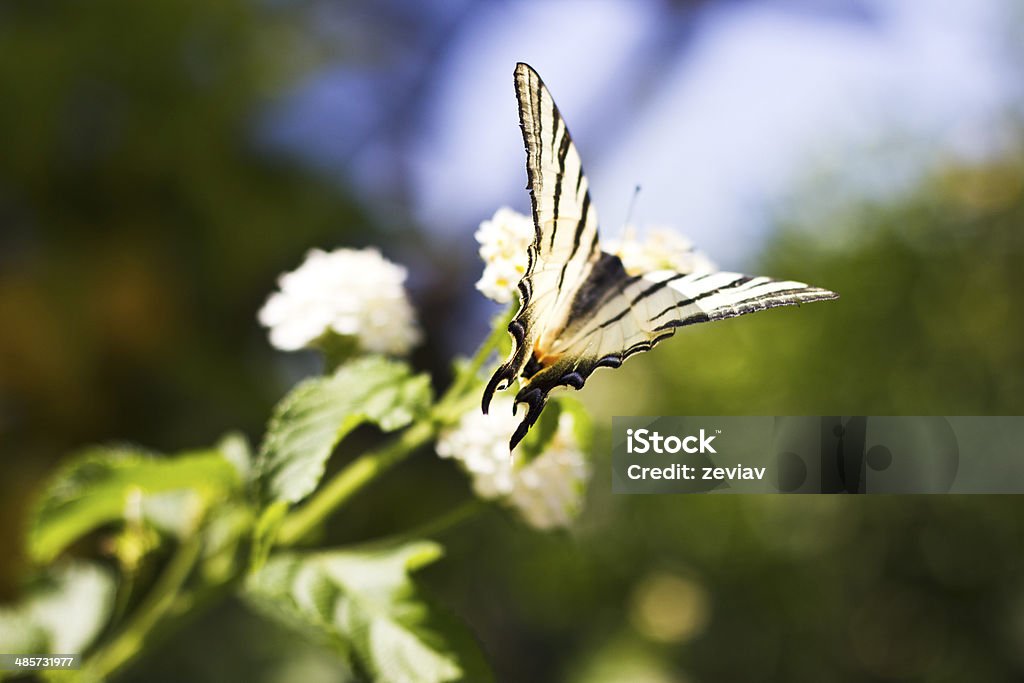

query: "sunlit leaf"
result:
(29, 447), (240, 564)
(0, 562), (115, 655)
(246, 540), (491, 683)
(255, 356), (432, 505)
(217, 431), (254, 482)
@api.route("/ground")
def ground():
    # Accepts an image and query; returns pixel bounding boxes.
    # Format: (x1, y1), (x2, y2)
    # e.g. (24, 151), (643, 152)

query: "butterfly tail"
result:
(509, 385), (548, 451)
(482, 319), (530, 414)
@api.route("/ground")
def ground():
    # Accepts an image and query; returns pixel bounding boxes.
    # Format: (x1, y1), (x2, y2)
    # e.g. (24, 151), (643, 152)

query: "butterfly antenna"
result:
(620, 184), (642, 246)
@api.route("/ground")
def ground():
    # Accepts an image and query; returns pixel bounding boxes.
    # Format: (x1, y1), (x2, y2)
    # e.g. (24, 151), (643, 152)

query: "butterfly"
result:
(483, 63), (838, 450)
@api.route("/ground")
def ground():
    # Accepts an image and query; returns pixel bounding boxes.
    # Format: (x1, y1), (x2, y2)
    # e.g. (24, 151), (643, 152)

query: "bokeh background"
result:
(3, 1), (1024, 680)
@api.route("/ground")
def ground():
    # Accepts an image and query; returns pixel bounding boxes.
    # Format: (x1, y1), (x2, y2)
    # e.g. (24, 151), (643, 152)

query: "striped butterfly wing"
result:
(482, 63), (601, 430)
(533, 265), (838, 402)
(484, 63), (838, 450)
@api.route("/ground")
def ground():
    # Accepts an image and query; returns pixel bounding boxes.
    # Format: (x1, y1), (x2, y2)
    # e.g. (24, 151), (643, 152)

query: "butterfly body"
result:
(484, 63), (838, 450)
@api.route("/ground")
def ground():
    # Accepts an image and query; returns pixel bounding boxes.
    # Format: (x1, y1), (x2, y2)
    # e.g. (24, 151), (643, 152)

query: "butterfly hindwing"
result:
(484, 63), (838, 450)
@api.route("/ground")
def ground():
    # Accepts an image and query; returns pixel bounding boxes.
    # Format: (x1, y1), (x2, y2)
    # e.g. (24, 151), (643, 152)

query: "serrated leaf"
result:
(246, 540), (491, 683)
(0, 562), (115, 656)
(256, 356), (432, 505)
(30, 447), (240, 564)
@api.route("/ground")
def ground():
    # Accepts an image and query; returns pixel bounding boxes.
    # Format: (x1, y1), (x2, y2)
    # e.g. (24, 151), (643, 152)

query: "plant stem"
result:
(276, 420), (436, 546)
(83, 535), (203, 680)
(432, 306), (515, 424)
(400, 500), (484, 540)
(275, 304), (516, 547)
(75, 305), (514, 681)
(454, 307), (514, 395)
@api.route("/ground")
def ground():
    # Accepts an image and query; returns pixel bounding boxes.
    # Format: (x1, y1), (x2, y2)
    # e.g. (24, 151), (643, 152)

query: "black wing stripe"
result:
(550, 114), (570, 250)
(653, 312), (711, 332)
(596, 306), (631, 330)
(532, 69), (545, 244)
(650, 302), (680, 322)
(648, 274), (754, 320)
(596, 273), (746, 331)
(621, 332), (675, 359)
(568, 192), (591, 261)
(588, 217), (600, 256)
(557, 191), (591, 291)
(652, 286), (826, 332)
(630, 273), (688, 306)
(706, 287), (836, 319)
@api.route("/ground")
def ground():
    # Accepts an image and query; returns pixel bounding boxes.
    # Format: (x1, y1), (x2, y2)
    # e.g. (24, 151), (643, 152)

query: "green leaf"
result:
(0, 562), (115, 655)
(29, 447), (241, 564)
(256, 356), (432, 505)
(216, 431), (253, 482)
(246, 540), (490, 683)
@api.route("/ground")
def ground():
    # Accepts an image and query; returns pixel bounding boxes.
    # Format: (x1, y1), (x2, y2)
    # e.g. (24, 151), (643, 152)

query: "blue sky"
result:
(270, 0), (1019, 267)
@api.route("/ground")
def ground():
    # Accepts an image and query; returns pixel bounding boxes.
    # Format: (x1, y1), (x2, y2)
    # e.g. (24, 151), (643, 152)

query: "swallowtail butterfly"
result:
(483, 63), (838, 449)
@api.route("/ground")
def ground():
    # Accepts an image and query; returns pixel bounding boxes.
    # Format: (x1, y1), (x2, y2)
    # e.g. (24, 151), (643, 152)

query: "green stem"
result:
(401, 500), (483, 540)
(316, 333), (358, 374)
(433, 306), (515, 423)
(455, 308), (514, 395)
(75, 305), (515, 681)
(276, 420), (436, 546)
(275, 304), (516, 547)
(83, 535), (203, 680)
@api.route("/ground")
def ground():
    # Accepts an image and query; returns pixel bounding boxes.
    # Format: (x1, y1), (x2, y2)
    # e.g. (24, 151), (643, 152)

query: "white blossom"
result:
(475, 209), (716, 304)
(258, 248), (420, 355)
(436, 398), (588, 529)
(604, 226), (717, 277)
(474, 207), (533, 303)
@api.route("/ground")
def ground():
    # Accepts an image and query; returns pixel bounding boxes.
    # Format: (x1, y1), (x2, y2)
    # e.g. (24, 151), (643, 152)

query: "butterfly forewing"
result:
(555, 269), (838, 363)
(515, 62), (601, 320)
(482, 63), (601, 428)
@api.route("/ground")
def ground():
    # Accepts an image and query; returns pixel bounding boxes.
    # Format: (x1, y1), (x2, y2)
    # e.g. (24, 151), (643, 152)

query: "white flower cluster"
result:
(474, 207), (534, 304)
(436, 398), (588, 530)
(258, 248), (420, 355)
(474, 209), (717, 303)
(604, 226), (717, 277)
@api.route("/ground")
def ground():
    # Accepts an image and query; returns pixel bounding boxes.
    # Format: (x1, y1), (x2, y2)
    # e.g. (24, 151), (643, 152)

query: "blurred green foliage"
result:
(0, 0), (368, 595)
(3, 0), (1024, 681)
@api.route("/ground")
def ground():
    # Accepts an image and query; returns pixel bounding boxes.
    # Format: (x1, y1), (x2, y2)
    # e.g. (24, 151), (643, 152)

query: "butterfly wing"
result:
(484, 63), (838, 450)
(482, 64), (601, 427)
(523, 265), (838, 417)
